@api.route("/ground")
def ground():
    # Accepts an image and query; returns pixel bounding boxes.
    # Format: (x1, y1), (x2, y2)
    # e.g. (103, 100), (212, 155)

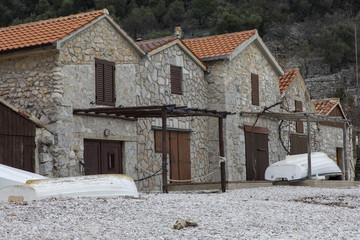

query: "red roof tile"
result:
(0, 9), (107, 53)
(183, 30), (256, 59)
(311, 98), (339, 115)
(279, 68), (299, 95)
(137, 36), (177, 53)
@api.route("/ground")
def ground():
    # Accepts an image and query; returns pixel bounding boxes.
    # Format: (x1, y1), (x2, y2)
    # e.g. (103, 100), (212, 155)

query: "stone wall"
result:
(318, 124), (354, 179)
(56, 18), (141, 177)
(135, 44), (209, 191)
(0, 17), (142, 177)
(280, 73), (320, 154)
(206, 41), (284, 181)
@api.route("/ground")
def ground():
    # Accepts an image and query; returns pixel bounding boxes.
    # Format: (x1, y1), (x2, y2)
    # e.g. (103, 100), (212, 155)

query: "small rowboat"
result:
(265, 152), (342, 181)
(0, 164), (139, 201)
(0, 163), (47, 189)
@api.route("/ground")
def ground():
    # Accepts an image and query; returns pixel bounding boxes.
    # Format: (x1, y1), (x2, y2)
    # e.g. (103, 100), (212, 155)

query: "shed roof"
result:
(0, 97), (45, 128)
(311, 98), (345, 117)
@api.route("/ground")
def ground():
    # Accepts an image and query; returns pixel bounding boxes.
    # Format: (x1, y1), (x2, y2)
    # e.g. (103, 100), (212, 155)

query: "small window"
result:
(95, 58), (115, 106)
(170, 65), (182, 94)
(251, 73), (259, 106)
(295, 100), (304, 133)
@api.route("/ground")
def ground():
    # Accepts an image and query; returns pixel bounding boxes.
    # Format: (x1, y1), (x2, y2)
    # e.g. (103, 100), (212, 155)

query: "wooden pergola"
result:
(240, 111), (351, 180)
(74, 104), (235, 193)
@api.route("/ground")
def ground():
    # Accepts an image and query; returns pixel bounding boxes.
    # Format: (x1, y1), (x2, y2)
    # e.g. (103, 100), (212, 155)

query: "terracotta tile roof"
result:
(279, 68), (299, 95)
(0, 9), (107, 53)
(137, 36), (177, 53)
(183, 30), (256, 59)
(311, 98), (339, 115)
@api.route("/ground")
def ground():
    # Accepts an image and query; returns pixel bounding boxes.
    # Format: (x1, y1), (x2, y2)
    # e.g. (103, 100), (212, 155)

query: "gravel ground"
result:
(1, 186), (360, 240)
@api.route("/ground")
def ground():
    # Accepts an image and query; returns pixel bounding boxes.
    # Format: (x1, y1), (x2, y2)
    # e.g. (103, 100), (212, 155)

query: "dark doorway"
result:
(245, 126), (269, 181)
(83, 139), (122, 175)
(0, 103), (36, 172)
(155, 130), (191, 183)
(290, 134), (308, 155)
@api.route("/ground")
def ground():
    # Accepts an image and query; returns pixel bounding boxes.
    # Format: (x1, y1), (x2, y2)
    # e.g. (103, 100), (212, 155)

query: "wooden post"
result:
(162, 108), (168, 193)
(307, 117), (312, 179)
(343, 122), (348, 180)
(219, 117), (226, 192)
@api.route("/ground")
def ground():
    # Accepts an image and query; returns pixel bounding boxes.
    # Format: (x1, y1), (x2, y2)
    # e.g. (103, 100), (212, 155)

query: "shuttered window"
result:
(251, 73), (259, 106)
(295, 100), (304, 133)
(95, 58), (115, 106)
(170, 65), (182, 94)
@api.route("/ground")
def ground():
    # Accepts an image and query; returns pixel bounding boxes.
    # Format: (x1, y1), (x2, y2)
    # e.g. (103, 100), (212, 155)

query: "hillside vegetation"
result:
(1, 0), (360, 122)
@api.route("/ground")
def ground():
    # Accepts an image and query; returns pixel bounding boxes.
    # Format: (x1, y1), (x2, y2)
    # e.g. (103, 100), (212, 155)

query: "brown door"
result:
(336, 147), (343, 172)
(84, 139), (122, 175)
(155, 131), (191, 183)
(0, 135), (35, 172)
(290, 134), (308, 155)
(245, 130), (269, 181)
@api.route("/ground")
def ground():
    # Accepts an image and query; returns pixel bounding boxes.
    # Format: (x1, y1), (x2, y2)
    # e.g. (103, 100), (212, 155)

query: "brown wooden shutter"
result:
(154, 130), (170, 153)
(295, 100), (304, 133)
(170, 65), (182, 94)
(95, 58), (115, 106)
(251, 73), (259, 106)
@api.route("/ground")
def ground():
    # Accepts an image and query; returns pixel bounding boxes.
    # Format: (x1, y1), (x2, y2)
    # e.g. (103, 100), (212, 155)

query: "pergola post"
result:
(162, 107), (168, 193)
(343, 122), (348, 180)
(307, 116), (312, 179)
(219, 117), (226, 192)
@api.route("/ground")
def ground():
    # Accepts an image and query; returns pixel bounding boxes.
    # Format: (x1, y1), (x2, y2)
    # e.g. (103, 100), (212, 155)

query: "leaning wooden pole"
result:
(307, 116), (312, 179)
(343, 122), (348, 180)
(219, 117), (226, 192)
(162, 108), (168, 193)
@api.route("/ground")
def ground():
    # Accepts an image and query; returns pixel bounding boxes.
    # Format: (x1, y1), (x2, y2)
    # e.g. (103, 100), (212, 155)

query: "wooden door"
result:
(155, 131), (191, 183)
(84, 139), (122, 175)
(101, 141), (122, 174)
(178, 132), (191, 182)
(290, 134), (308, 155)
(336, 147), (343, 172)
(0, 135), (35, 172)
(245, 131), (269, 181)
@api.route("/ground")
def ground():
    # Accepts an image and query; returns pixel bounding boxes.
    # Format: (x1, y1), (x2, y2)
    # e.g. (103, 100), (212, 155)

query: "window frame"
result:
(95, 58), (116, 106)
(251, 73), (259, 106)
(170, 65), (183, 95)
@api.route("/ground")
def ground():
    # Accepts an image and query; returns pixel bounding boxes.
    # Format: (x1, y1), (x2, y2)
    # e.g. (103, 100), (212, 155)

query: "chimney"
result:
(174, 26), (182, 38)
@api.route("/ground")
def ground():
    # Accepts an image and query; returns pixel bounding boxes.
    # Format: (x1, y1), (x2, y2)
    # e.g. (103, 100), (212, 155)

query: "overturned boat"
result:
(0, 163), (48, 189)
(0, 172), (139, 202)
(265, 152), (342, 181)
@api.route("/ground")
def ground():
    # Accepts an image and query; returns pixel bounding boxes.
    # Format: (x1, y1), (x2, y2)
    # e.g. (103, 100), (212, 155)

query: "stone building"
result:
(0, 9), (216, 192)
(184, 30), (287, 181)
(279, 69), (353, 179)
(0, 9), (355, 192)
(311, 98), (353, 178)
(278, 68), (318, 155)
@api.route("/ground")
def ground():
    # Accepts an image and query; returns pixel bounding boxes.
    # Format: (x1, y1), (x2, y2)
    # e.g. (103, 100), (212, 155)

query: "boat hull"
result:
(0, 174), (139, 201)
(0, 163), (47, 189)
(265, 152), (342, 181)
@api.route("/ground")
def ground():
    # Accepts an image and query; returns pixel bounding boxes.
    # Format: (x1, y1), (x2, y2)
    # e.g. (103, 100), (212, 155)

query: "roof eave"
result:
(201, 55), (230, 61)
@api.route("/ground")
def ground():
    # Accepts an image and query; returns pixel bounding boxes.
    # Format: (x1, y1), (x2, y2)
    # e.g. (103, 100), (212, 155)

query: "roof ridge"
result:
(0, 9), (107, 32)
(184, 30), (256, 42)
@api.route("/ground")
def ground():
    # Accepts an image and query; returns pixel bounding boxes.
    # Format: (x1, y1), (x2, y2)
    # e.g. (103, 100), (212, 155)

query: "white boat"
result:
(265, 152), (342, 181)
(0, 163), (48, 188)
(0, 174), (139, 201)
